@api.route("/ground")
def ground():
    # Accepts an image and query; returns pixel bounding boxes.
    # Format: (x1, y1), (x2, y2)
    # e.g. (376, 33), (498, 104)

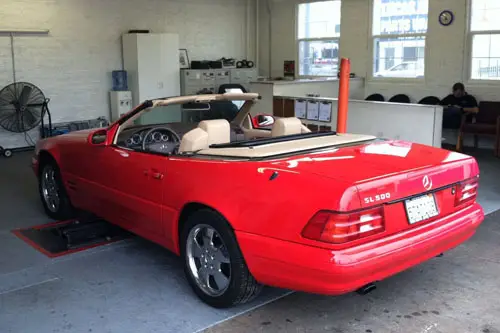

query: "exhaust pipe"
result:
(356, 283), (376, 295)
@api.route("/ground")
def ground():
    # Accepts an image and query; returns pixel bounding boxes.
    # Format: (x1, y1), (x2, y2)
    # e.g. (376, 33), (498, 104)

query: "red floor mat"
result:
(12, 218), (132, 258)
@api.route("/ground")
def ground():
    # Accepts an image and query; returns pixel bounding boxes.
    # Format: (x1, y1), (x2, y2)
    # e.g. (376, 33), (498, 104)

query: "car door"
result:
(84, 146), (167, 238)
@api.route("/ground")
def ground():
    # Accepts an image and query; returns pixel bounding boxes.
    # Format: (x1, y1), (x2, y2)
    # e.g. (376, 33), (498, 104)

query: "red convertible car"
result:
(32, 92), (484, 308)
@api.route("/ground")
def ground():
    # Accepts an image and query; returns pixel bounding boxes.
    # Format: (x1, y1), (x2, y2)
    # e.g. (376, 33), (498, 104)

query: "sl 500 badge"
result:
(364, 193), (391, 204)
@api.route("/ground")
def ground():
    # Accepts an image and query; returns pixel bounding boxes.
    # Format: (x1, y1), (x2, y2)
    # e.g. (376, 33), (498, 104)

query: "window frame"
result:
(466, 0), (500, 83)
(295, 0), (342, 78)
(368, 0), (429, 82)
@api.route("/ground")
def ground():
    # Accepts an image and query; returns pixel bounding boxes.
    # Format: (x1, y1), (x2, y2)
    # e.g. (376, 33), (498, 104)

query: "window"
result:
(470, 0), (500, 80)
(297, 1), (341, 76)
(371, 0), (428, 79)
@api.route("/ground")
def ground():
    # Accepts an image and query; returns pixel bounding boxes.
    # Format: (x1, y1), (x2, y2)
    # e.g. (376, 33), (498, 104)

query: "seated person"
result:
(194, 88), (240, 122)
(439, 82), (478, 129)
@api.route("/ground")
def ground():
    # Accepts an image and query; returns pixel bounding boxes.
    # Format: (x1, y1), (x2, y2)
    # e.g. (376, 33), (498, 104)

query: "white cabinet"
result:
(122, 33), (180, 125)
(122, 33), (180, 104)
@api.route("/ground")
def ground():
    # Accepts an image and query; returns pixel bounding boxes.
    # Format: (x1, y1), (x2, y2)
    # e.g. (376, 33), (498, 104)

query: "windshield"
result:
(132, 99), (244, 127)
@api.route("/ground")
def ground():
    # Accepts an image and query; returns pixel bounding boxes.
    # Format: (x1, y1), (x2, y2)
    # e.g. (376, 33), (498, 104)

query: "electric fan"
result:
(0, 81), (51, 158)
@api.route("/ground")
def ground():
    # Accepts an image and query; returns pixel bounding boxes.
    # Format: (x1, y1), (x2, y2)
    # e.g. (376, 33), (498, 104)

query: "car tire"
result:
(3, 149), (12, 158)
(38, 159), (75, 221)
(180, 209), (263, 308)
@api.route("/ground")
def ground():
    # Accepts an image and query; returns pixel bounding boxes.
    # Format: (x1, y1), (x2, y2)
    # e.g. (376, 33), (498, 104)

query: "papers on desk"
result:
(318, 102), (332, 122)
(306, 101), (319, 120)
(294, 99), (332, 122)
(294, 100), (307, 118)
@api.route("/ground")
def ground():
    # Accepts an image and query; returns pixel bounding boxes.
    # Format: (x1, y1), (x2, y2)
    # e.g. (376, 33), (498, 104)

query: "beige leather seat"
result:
(271, 117), (310, 137)
(178, 119), (230, 153)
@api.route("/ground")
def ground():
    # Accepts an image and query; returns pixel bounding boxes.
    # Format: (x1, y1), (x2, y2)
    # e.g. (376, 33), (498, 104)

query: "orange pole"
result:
(337, 58), (350, 134)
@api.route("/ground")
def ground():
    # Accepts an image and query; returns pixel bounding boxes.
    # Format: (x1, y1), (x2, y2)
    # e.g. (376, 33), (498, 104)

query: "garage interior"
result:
(1, 0), (500, 332)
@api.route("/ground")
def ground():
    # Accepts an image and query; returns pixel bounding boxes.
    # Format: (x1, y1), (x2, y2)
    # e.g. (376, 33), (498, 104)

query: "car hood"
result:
(267, 140), (479, 207)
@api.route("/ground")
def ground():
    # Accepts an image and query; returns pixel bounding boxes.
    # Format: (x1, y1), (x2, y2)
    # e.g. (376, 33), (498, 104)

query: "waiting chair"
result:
(365, 93), (385, 102)
(388, 94), (411, 103)
(418, 96), (441, 105)
(457, 101), (500, 156)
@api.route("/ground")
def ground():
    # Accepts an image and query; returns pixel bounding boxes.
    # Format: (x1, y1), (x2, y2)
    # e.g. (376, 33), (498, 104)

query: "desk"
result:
(272, 96), (444, 148)
(248, 77), (365, 116)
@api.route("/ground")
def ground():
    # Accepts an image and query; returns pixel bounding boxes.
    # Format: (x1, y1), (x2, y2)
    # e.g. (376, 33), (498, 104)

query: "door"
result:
(84, 146), (167, 237)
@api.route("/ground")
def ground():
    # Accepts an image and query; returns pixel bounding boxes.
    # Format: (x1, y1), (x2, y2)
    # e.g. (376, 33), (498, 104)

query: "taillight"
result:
(454, 176), (479, 206)
(302, 207), (385, 244)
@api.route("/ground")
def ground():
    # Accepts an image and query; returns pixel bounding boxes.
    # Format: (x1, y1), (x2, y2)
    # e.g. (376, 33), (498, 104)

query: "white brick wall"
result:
(0, 0), (254, 149)
(262, 0), (500, 102)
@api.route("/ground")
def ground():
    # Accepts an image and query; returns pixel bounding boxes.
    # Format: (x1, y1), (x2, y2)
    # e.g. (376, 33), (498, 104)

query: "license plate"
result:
(405, 193), (439, 224)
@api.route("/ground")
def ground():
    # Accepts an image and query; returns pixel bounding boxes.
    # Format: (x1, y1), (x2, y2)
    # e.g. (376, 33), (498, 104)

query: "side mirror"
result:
(252, 114), (275, 129)
(88, 129), (108, 145)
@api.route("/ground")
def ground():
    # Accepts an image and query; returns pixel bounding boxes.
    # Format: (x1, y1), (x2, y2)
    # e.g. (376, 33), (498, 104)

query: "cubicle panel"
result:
(432, 106), (444, 147)
(330, 100), (443, 147)
(321, 100), (442, 147)
(275, 96), (443, 148)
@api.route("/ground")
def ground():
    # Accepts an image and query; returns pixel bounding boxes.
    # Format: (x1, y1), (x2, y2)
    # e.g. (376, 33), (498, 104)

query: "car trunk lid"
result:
(269, 140), (479, 207)
(270, 139), (480, 242)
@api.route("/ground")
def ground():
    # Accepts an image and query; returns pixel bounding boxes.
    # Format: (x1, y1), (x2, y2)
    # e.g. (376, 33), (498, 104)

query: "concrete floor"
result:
(204, 209), (500, 333)
(0, 151), (287, 333)
(203, 147), (500, 333)
(0, 147), (499, 333)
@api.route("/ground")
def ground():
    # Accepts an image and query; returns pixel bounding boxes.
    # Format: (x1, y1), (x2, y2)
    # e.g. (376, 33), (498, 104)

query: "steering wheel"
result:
(141, 127), (181, 154)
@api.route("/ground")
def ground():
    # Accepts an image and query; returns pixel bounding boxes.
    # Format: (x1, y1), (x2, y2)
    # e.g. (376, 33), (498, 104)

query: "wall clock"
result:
(439, 10), (454, 26)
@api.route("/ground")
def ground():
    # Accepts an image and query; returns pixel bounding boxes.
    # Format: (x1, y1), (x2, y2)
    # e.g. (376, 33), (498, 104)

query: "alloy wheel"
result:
(186, 224), (231, 297)
(41, 165), (60, 213)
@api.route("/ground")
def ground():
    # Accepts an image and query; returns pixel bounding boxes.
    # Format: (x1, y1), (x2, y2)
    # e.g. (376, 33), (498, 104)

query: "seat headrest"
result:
(271, 117), (304, 137)
(178, 119), (231, 153)
(178, 128), (209, 153)
(198, 119), (230, 145)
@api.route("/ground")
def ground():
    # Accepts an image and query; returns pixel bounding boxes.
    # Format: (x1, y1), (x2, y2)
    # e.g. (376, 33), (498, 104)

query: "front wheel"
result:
(181, 209), (263, 308)
(38, 160), (75, 220)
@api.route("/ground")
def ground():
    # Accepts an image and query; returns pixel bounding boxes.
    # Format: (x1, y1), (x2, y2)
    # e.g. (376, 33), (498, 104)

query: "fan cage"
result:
(0, 81), (47, 133)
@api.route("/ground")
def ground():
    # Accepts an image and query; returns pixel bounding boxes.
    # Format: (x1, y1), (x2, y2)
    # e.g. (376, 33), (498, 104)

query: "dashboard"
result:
(115, 122), (247, 155)
(117, 126), (180, 154)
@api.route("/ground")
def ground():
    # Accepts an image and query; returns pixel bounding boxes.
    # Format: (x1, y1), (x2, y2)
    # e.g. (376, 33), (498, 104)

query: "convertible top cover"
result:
(197, 132), (377, 159)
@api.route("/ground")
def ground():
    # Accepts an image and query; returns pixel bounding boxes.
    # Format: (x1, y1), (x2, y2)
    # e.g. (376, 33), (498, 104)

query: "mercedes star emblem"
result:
(423, 175), (433, 191)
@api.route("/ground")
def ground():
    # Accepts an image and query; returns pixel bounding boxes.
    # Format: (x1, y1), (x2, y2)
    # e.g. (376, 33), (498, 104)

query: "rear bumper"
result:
(236, 203), (484, 295)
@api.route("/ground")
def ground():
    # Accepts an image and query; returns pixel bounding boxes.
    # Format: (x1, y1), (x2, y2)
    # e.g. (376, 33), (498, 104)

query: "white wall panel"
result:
(0, 0), (254, 148)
